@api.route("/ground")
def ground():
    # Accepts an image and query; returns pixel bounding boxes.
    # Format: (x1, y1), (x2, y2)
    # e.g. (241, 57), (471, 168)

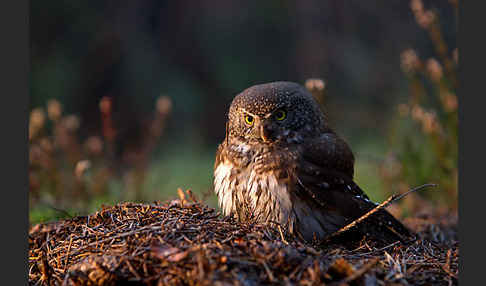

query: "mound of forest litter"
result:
(29, 191), (458, 285)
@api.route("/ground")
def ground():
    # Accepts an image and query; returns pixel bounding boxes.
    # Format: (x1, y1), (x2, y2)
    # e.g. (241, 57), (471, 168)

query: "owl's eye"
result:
(244, 115), (254, 125)
(274, 109), (287, 121)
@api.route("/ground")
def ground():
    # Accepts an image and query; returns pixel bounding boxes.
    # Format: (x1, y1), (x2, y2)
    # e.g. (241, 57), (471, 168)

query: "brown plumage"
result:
(214, 81), (413, 243)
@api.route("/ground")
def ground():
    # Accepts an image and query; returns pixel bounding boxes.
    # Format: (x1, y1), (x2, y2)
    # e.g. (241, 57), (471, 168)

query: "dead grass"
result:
(29, 191), (457, 286)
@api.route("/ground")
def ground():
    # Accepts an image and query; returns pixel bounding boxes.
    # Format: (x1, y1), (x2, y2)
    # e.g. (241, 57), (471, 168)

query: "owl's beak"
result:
(259, 123), (274, 143)
(260, 126), (269, 142)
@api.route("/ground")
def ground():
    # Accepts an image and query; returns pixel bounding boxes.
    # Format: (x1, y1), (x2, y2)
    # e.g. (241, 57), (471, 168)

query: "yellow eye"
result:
(244, 115), (254, 125)
(274, 109), (287, 121)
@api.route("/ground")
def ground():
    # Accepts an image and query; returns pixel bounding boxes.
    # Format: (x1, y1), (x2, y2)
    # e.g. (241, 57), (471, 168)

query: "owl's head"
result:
(226, 81), (328, 144)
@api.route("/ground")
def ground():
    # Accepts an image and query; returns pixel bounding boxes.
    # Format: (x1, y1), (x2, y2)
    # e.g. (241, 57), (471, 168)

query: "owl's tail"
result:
(358, 209), (415, 244)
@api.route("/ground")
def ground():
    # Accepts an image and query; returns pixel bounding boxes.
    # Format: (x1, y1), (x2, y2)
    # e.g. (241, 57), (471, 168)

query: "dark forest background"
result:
(29, 0), (458, 223)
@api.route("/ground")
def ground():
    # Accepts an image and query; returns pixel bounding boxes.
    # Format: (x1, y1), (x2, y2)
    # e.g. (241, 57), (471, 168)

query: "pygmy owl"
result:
(214, 81), (412, 243)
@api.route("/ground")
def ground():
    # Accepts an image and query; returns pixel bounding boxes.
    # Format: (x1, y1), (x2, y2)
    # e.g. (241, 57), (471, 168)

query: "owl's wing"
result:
(294, 132), (413, 242)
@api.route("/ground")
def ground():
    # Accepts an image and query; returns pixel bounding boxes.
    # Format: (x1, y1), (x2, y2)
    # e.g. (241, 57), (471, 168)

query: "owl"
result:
(214, 81), (412, 243)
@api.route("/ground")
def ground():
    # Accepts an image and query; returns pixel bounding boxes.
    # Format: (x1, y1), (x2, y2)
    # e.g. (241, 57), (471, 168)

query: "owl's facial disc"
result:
(242, 110), (282, 143)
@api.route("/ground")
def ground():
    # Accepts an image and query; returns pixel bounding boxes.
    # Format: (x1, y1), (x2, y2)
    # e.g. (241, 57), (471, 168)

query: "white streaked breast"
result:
(214, 162), (234, 215)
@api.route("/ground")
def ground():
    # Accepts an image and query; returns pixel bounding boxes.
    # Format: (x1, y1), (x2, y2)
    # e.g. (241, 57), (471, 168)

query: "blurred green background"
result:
(29, 0), (458, 224)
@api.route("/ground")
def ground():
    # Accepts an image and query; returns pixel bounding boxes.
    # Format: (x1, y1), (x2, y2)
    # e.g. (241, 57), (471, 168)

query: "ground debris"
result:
(29, 198), (458, 285)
